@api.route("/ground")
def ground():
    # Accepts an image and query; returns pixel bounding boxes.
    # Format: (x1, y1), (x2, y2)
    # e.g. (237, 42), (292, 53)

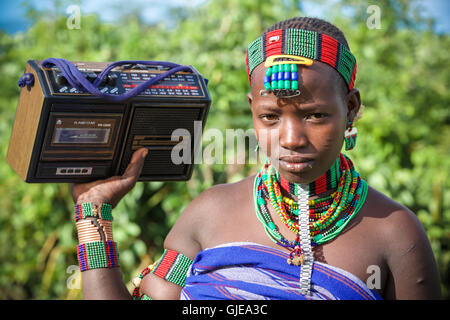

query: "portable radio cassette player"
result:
(7, 59), (211, 183)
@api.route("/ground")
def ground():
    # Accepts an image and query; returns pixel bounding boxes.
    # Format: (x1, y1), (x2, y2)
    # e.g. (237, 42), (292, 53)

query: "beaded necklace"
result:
(277, 156), (341, 197)
(253, 153), (368, 294)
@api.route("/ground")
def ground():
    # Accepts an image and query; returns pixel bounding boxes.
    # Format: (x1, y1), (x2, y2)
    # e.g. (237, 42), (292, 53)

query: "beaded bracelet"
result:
(132, 261), (158, 300)
(74, 202), (113, 222)
(74, 202), (119, 272)
(77, 240), (120, 271)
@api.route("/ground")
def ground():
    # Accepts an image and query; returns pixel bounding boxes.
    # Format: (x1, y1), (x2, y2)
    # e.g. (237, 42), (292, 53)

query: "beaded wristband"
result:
(74, 203), (113, 222)
(74, 202), (119, 272)
(132, 262), (157, 300)
(77, 240), (120, 272)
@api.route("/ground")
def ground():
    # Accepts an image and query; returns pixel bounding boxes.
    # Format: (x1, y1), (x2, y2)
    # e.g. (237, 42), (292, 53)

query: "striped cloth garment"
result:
(180, 242), (382, 300)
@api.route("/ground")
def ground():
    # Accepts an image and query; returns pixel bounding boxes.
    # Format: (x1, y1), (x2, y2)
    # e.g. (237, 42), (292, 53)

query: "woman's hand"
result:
(70, 148), (148, 208)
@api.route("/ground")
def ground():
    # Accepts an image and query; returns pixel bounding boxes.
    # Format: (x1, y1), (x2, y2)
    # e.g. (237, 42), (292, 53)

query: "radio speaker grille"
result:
(120, 106), (202, 179)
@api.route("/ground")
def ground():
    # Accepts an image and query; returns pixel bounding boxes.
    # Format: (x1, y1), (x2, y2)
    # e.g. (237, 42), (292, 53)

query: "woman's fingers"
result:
(122, 148), (148, 181)
(69, 148), (149, 207)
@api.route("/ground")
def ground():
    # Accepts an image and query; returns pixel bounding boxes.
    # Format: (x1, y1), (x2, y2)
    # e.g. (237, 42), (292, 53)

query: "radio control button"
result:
(107, 73), (118, 86)
(55, 73), (68, 86)
(85, 72), (97, 83)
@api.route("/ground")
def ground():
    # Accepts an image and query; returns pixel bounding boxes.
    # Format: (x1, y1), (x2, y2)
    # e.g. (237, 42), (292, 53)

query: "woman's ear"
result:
(247, 92), (254, 112)
(346, 88), (361, 123)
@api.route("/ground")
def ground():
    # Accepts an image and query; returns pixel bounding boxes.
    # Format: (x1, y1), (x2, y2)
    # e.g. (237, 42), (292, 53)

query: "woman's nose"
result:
(279, 118), (308, 151)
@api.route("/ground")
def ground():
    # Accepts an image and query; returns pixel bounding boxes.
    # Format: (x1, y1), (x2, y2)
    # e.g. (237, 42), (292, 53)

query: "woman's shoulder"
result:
(363, 184), (441, 299)
(199, 174), (257, 203)
(163, 174), (257, 252)
(363, 184), (431, 256)
(364, 184), (422, 229)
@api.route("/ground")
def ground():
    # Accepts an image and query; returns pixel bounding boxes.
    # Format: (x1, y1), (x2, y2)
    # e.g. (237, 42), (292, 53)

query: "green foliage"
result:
(0, 0), (448, 299)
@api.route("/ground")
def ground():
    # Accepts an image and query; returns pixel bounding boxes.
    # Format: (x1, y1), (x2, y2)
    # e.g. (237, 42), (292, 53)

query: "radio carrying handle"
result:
(38, 58), (199, 102)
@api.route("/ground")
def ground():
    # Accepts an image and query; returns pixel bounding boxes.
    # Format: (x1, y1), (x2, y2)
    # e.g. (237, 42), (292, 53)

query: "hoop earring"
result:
(344, 122), (357, 151)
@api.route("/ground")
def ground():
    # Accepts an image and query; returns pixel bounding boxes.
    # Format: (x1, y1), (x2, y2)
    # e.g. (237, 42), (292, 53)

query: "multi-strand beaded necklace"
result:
(253, 153), (368, 295)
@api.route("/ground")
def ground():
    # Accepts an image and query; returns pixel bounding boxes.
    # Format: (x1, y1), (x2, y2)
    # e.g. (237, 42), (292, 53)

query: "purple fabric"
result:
(40, 58), (195, 102)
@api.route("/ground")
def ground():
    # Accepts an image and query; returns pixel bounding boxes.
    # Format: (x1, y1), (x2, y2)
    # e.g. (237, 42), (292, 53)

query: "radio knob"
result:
(107, 73), (118, 86)
(85, 72), (97, 83)
(55, 73), (68, 86)
(100, 75), (108, 86)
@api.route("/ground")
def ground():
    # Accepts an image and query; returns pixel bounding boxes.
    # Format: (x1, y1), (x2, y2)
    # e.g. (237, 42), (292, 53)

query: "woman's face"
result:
(248, 61), (360, 184)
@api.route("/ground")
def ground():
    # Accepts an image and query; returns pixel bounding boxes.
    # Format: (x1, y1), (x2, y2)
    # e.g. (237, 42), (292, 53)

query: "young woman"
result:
(71, 17), (441, 300)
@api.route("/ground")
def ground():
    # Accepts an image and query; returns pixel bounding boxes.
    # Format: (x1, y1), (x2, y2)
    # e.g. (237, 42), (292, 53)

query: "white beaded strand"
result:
(297, 183), (313, 296)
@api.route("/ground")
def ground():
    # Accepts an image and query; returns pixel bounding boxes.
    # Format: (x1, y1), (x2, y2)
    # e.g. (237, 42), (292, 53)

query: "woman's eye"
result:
(260, 114), (279, 121)
(308, 113), (327, 119)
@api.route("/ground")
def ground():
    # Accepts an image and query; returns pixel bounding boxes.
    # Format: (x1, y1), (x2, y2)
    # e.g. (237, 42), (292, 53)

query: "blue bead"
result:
(271, 73), (277, 82)
(284, 72), (291, 80)
(277, 72), (283, 81)
(291, 72), (298, 81)
(264, 76), (270, 83)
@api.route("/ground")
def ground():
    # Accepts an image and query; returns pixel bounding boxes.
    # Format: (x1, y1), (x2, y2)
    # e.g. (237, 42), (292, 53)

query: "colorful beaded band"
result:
(77, 240), (120, 272)
(246, 28), (357, 90)
(151, 249), (193, 288)
(254, 153), (367, 244)
(277, 156), (341, 197)
(131, 249), (194, 300)
(74, 203), (113, 222)
(132, 262), (156, 300)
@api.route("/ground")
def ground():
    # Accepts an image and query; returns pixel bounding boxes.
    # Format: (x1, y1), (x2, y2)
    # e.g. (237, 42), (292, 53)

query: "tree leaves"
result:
(0, 0), (448, 299)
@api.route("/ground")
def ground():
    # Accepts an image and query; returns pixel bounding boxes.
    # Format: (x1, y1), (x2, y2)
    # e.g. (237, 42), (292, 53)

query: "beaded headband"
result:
(245, 28), (357, 97)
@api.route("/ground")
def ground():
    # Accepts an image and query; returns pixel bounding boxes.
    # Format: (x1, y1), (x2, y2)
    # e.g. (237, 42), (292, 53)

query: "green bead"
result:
(284, 64), (289, 72)
(265, 67), (272, 77)
(271, 81), (277, 90)
(284, 80), (291, 89)
(313, 233), (323, 241)
(278, 80), (283, 89)
(272, 65), (278, 73)
(268, 222), (276, 230)
(264, 82), (271, 90)
(291, 64), (298, 72)
(291, 80), (298, 90)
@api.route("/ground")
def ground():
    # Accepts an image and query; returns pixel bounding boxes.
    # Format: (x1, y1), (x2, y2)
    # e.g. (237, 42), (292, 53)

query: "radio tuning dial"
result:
(85, 72), (97, 83)
(107, 73), (118, 86)
(55, 73), (68, 86)
(100, 75), (108, 86)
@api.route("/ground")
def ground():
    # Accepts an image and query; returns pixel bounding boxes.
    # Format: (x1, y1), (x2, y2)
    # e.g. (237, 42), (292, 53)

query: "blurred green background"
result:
(0, 0), (448, 299)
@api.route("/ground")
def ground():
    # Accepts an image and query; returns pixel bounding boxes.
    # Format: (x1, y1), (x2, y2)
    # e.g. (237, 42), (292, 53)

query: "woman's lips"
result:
(279, 157), (314, 173)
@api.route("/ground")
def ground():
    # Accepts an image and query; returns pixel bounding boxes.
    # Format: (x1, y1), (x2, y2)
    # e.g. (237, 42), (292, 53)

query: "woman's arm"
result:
(80, 268), (132, 299)
(71, 148), (148, 300)
(138, 185), (221, 299)
(383, 207), (441, 300)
